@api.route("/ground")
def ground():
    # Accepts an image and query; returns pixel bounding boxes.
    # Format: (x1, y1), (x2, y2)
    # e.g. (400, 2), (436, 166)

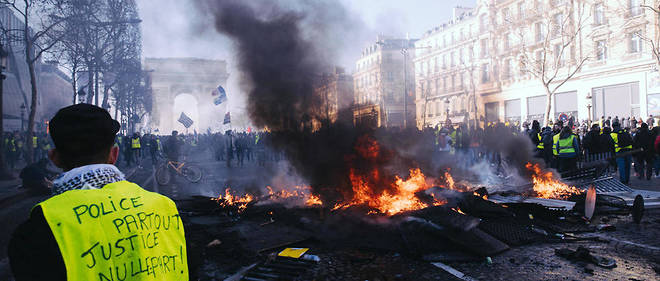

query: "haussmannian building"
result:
(414, 0), (660, 129)
(353, 36), (417, 128)
(312, 67), (354, 130)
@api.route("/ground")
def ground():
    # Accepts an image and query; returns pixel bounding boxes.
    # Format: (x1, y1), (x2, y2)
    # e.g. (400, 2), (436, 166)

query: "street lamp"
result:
(586, 93), (593, 125)
(20, 103), (25, 131)
(445, 98), (451, 121)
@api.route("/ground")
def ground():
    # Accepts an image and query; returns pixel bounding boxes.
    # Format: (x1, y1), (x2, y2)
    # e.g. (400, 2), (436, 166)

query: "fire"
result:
(215, 188), (254, 213)
(334, 168), (442, 215)
(525, 163), (581, 199)
(305, 194), (323, 206)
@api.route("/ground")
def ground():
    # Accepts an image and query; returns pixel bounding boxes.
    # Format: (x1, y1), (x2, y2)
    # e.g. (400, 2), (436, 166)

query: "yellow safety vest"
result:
(37, 181), (188, 281)
(610, 132), (632, 153)
(32, 136), (38, 148)
(156, 139), (161, 151)
(9, 139), (16, 152)
(131, 138), (141, 149)
(537, 133), (544, 149)
(556, 135), (576, 155)
(552, 134), (560, 156)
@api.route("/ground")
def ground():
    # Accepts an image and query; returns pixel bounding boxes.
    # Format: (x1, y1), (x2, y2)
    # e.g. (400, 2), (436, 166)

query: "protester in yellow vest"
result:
(8, 104), (188, 281)
(131, 133), (142, 167)
(610, 121), (633, 184)
(554, 126), (579, 172)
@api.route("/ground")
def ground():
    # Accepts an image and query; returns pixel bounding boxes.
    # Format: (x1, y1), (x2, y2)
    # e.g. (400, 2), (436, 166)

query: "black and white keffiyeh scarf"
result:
(52, 164), (125, 195)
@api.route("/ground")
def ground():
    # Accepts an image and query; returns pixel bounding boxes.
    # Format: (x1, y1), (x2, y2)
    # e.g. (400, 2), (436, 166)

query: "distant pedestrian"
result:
(554, 126), (579, 172)
(633, 123), (654, 180)
(131, 132), (141, 167)
(610, 121), (634, 184)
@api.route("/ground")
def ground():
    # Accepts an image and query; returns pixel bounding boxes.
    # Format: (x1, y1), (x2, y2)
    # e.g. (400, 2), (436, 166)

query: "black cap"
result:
(49, 104), (120, 156)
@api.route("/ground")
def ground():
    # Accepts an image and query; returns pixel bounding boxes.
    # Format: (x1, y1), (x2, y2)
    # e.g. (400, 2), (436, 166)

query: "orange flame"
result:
(305, 194), (323, 206)
(332, 168), (443, 215)
(525, 163), (581, 199)
(215, 188), (254, 213)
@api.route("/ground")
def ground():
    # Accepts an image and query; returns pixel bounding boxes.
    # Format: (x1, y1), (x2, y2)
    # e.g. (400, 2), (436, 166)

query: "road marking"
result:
(431, 262), (478, 281)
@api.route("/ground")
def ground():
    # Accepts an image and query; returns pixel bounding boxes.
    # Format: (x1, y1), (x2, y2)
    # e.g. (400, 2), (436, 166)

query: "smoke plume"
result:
(197, 0), (542, 205)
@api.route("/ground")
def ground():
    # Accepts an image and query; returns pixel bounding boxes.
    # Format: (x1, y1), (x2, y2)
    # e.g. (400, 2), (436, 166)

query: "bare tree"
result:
(0, 0), (69, 163)
(517, 0), (592, 125)
(639, 1), (660, 67)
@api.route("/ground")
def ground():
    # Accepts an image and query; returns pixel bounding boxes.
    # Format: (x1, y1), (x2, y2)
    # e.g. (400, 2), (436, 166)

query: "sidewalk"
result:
(628, 175), (660, 192)
(0, 173), (24, 206)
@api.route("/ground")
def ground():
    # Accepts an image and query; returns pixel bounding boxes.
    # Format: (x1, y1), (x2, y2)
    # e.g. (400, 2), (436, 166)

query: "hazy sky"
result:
(139, 0), (476, 61)
(137, 0), (476, 127)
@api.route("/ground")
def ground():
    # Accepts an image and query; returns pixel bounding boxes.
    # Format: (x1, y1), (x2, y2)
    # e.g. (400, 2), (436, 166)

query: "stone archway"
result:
(144, 58), (229, 134)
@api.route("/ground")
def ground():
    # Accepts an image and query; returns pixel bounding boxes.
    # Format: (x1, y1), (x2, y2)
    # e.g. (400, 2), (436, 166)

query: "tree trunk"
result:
(94, 68), (99, 106)
(71, 69), (77, 104)
(0, 70), (13, 179)
(26, 56), (38, 164)
(544, 86), (553, 126)
(87, 65), (93, 104)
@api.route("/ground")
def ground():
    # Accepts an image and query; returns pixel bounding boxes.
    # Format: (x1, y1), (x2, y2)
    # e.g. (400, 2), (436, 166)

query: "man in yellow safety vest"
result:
(610, 121), (634, 184)
(553, 126), (579, 172)
(131, 132), (142, 167)
(8, 104), (188, 281)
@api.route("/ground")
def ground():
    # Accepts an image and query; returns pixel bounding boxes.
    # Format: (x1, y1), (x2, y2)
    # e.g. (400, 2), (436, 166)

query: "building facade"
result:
(312, 67), (354, 130)
(415, 0), (660, 128)
(353, 36), (416, 128)
(1, 7), (72, 132)
(413, 6), (480, 129)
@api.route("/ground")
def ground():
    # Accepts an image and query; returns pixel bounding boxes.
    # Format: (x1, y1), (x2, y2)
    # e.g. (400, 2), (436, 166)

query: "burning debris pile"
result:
(525, 163), (582, 200)
(211, 135), (582, 218)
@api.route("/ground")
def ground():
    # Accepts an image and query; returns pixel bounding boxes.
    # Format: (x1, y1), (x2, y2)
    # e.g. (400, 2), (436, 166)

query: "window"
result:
(443, 76), (447, 92)
(552, 13), (564, 38)
(434, 57), (439, 72)
(459, 49), (464, 64)
(504, 32), (511, 49)
(535, 22), (546, 42)
(387, 72), (393, 81)
(451, 75), (456, 91)
(503, 8), (510, 23)
(630, 31), (643, 53)
(594, 3), (604, 26)
(480, 15), (487, 32)
(554, 43), (564, 66)
(518, 2), (525, 19)
(469, 45), (474, 60)
(629, 0), (641, 17)
(460, 72), (464, 87)
(482, 64), (490, 83)
(596, 40), (607, 61)
(460, 28), (465, 40)
(443, 55), (447, 69)
(481, 39), (488, 58)
(451, 52), (455, 67)
(504, 58), (512, 79)
(535, 49), (543, 63)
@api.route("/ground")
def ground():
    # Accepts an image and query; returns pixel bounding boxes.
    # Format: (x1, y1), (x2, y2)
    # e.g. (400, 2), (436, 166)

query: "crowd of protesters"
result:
(7, 113), (659, 189)
(110, 130), (282, 169)
(522, 114), (660, 184)
(2, 131), (53, 169)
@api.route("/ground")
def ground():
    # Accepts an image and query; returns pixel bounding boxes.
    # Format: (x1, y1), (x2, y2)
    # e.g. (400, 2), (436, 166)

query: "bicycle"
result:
(155, 159), (203, 185)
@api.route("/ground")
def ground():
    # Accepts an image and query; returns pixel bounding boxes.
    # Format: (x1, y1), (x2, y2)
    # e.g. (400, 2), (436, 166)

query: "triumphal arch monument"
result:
(144, 58), (229, 134)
